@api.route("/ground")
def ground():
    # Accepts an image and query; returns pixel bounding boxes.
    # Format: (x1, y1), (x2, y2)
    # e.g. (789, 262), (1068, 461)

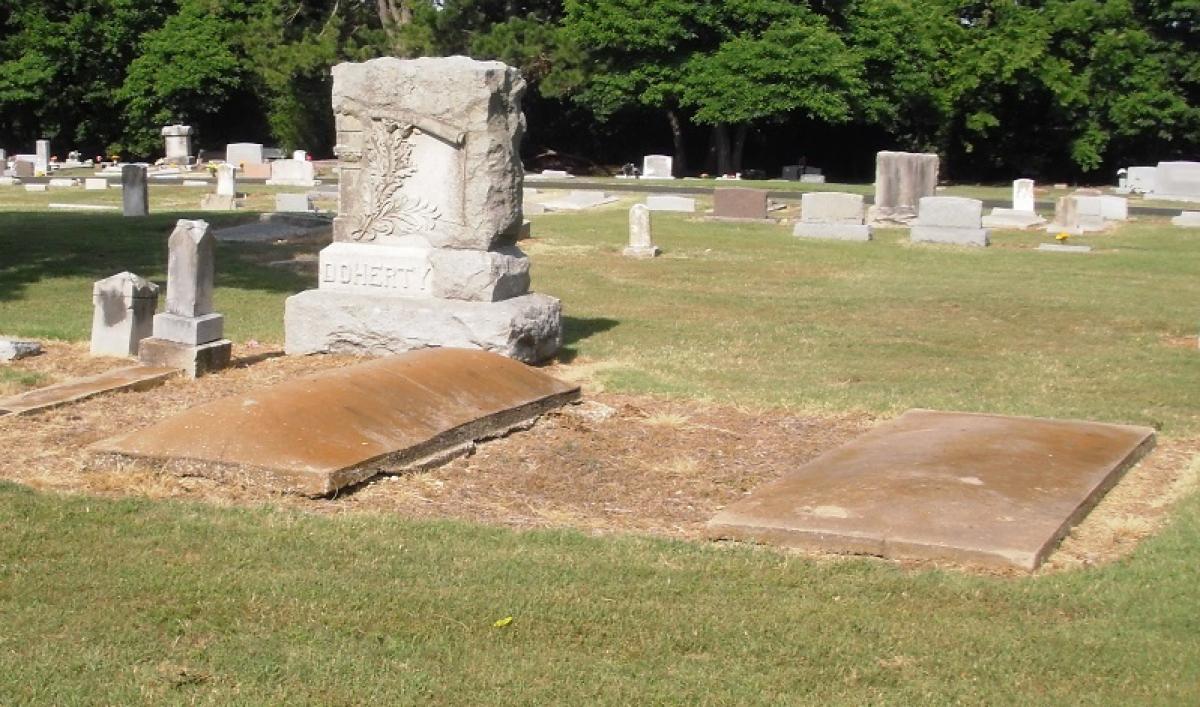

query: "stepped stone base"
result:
(138, 337), (232, 378)
(792, 223), (872, 241)
(911, 225), (989, 247)
(284, 290), (562, 363)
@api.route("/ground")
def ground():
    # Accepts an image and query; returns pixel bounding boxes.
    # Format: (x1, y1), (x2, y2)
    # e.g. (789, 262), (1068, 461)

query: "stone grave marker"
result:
(35, 139), (49, 174)
(1099, 195), (1128, 221)
(161, 125), (193, 164)
(541, 190), (618, 211)
(202, 164), (237, 210)
(0, 339), (42, 361)
(267, 158), (316, 186)
(623, 203), (660, 258)
(48, 178), (77, 188)
(13, 159), (33, 178)
(642, 154), (673, 179)
(24, 184), (47, 192)
(793, 192), (871, 241)
(1150, 161), (1200, 202)
(138, 220), (232, 377)
(226, 142), (263, 166)
(276, 193), (315, 212)
(872, 151), (939, 223)
(284, 56), (562, 363)
(1071, 195), (1107, 230)
(910, 196), (988, 246)
(1171, 211), (1200, 227)
(713, 188), (768, 220)
(645, 195), (696, 213)
(122, 164), (148, 216)
(85, 178), (108, 191)
(1126, 166), (1156, 194)
(1048, 196), (1080, 234)
(90, 272), (159, 357)
(1013, 178), (1035, 211)
(983, 178), (1045, 229)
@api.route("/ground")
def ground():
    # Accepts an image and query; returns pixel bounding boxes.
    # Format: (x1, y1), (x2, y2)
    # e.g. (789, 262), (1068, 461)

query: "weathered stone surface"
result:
(121, 164), (148, 217)
(152, 312), (224, 346)
(162, 125), (193, 163)
(1049, 195), (1079, 233)
(713, 188), (768, 220)
(138, 337), (232, 379)
(624, 203), (660, 258)
(200, 194), (237, 211)
(13, 160), (33, 178)
(266, 159), (316, 186)
(982, 208), (1045, 229)
(0, 339), (42, 362)
(707, 409), (1156, 570)
(911, 196), (988, 246)
(1037, 244), (1092, 253)
(1013, 178), (1035, 211)
(91, 271), (159, 357)
(226, 143), (264, 166)
(1070, 195), (1108, 230)
(48, 178), (78, 188)
(542, 190), (617, 211)
(241, 162), (271, 179)
(645, 195), (695, 212)
(35, 139), (49, 174)
(92, 349), (581, 496)
(1126, 166), (1156, 194)
(0, 365), (177, 416)
(84, 178), (108, 191)
(161, 220), (215, 319)
(1171, 211), (1200, 227)
(1099, 195), (1128, 221)
(331, 56), (525, 250)
(285, 290), (562, 363)
(428, 245), (531, 301)
(276, 193), (314, 213)
(793, 223), (872, 241)
(24, 184), (47, 193)
(800, 192), (864, 224)
(642, 154), (673, 179)
(872, 151), (939, 222)
(216, 164), (237, 197)
(1150, 161), (1200, 202)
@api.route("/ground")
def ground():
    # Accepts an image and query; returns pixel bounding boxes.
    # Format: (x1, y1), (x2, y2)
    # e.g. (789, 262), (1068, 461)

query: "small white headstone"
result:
(623, 204), (660, 258)
(276, 193), (314, 213)
(24, 184), (47, 192)
(1126, 166), (1156, 194)
(1013, 179), (1035, 212)
(642, 155), (673, 179)
(794, 192), (871, 241)
(216, 164), (237, 197)
(85, 178), (108, 191)
(911, 196), (988, 246)
(226, 143), (264, 166)
(91, 272), (159, 357)
(1171, 211), (1200, 227)
(34, 139), (49, 174)
(48, 178), (78, 188)
(1098, 195), (1128, 221)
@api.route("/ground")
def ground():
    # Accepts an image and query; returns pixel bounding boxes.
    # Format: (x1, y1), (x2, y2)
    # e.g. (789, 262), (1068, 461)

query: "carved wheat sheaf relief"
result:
(350, 120), (440, 241)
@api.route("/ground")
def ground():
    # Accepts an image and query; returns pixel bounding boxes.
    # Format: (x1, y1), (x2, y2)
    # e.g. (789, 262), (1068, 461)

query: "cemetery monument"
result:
(793, 192), (872, 241)
(911, 196), (989, 246)
(623, 204), (660, 258)
(161, 125), (193, 164)
(871, 151), (939, 223)
(90, 272), (159, 357)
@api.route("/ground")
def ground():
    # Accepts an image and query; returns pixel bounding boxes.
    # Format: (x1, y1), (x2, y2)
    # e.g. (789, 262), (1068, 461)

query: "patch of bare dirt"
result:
(0, 347), (1196, 575)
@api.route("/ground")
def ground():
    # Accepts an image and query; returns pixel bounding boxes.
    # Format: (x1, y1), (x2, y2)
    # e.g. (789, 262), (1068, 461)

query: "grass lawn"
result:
(1, 185), (1199, 702)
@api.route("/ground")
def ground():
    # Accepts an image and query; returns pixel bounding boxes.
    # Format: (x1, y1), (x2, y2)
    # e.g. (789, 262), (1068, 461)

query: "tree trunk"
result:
(713, 123), (732, 176)
(376, 0), (411, 28)
(731, 124), (749, 174)
(666, 110), (687, 177)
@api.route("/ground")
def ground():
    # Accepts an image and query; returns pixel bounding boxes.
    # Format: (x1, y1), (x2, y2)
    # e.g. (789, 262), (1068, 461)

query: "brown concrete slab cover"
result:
(707, 409), (1156, 570)
(0, 365), (179, 416)
(92, 348), (581, 496)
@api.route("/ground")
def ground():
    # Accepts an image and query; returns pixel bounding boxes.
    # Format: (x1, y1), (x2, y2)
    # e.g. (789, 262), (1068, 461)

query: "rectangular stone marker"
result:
(13, 158), (34, 178)
(162, 125), (193, 163)
(793, 192), (871, 241)
(1099, 195), (1128, 221)
(1171, 211), (1200, 227)
(266, 159), (316, 186)
(121, 164), (148, 216)
(1037, 243), (1092, 253)
(1071, 195), (1107, 230)
(910, 196), (988, 246)
(93, 349), (581, 496)
(1013, 178), (1035, 211)
(1126, 166), (1156, 194)
(983, 208), (1045, 229)
(642, 154), (673, 179)
(35, 139), (49, 174)
(713, 188), (768, 220)
(226, 142), (264, 166)
(276, 193), (314, 212)
(872, 151), (939, 222)
(707, 409), (1156, 570)
(24, 184), (47, 193)
(0, 366), (178, 417)
(541, 190), (618, 211)
(85, 178), (108, 191)
(91, 272), (160, 357)
(645, 195), (695, 212)
(284, 56), (562, 364)
(138, 220), (231, 377)
(623, 203), (660, 258)
(216, 164), (237, 196)
(1150, 161), (1200, 202)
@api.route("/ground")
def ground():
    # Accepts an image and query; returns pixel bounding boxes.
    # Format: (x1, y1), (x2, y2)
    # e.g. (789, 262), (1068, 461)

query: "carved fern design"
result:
(350, 120), (440, 241)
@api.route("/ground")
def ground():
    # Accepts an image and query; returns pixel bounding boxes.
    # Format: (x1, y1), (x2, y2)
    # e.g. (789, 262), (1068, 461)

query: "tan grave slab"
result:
(92, 348), (581, 496)
(707, 409), (1155, 570)
(0, 365), (179, 416)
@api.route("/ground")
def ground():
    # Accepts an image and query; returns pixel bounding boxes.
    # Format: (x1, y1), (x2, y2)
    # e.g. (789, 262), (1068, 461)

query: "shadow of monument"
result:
(554, 316), (619, 363)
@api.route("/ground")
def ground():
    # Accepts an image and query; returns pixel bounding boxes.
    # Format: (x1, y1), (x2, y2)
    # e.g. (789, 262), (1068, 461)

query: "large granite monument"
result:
(285, 56), (562, 363)
(871, 151), (939, 223)
(161, 125), (193, 164)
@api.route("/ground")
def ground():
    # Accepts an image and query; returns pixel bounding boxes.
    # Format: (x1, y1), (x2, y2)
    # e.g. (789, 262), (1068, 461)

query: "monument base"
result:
(138, 337), (232, 378)
(911, 226), (989, 247)
(200, 194), (237, 211)
(982, 209), (1046, 229)
(622, 245), (661, 259)
(284, 290), (563, 363)
(792, 223), (872, 242)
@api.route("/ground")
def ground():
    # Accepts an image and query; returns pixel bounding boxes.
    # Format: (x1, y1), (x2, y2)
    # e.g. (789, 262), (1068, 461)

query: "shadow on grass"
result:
(0, 211), (308, 303)
(555, 316), (619, 363)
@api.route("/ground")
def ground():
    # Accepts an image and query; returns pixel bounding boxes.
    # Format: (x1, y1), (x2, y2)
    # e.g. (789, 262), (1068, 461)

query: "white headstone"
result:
(1126, 166), (1156, 194)
(872, 151), (939, 223)
(276, 193), (314, 213)
(85, 178), (108, 191)
(161, 125), (194, 162)
(794, 192), (871, 241)
(34, 140), (50, 174)
(216, 164), (237, 197)
(642, 154), (673, 179)
(1170, 211), (1200, 227)
(151, 220), (223, 345)
(1013, 179), (1035, 212)
(911, 196), (988, 246)
(292, 150), (308, 161)
(1150, 161), (1200, 202)
(623, 203), (660, 258)
(1098, 195), (1128, 221)
(266, 159), (316, 186)
(226, 143), (264, 166)
(91, 272), (159, 357)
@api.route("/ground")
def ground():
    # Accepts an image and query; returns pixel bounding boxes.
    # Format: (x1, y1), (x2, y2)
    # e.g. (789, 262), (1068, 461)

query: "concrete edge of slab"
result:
(93, 387), (580, 496)
(0, 365), (180, 417)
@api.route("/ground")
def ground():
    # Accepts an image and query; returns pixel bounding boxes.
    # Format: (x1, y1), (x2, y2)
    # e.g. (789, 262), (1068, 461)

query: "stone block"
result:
(276, 193), (314, 212)
(642, 154), (673, 179)
(1126, 166), (1156, 194)
(1098, 195), (1128, 221)
(0, 339), (42, 361)
(122, 164), (148, 216)
(800, 174), (826, 184)
(1071, 195), (1107, 230)
(85, 178), (108, 191)
(1037, 244), (1092, 253)
(792, 223), (872, 241)
(1171, 211), (1200, 227)
(428, 246), (531, 301)
(645, 195), (695, 212)
(152, 312), (224, 346)
(24, 184), (47, 192)
(331, 56), (525, 250)
(1150, 161), (1200, 202)
(910, 225), (989, 247)
(162, 125), (193, 162)
(541, 190), (617, 211)
(800, 192), (864, 224)
(164, 220), (215, 318)
(13, 160), (33, 178)
(48, 178), (77, 188)
(713, 188), (768, 219)
(873, 151), (939, 221)
(266, 159), (316, 186)
(284, 289), (562, 364)
(982, 208), (1045, 229)
(138, 337), (232, 378)
(241, 163), (271, 179)
(90, 271), (159, 357)
(1013, 179), (1035, 211)
(200, 194), (237, 211)
(624, 203), (660, 258)
(915, 196), (982, 228)
(226, 143), (263, 166)
(216, 164), (237, 196)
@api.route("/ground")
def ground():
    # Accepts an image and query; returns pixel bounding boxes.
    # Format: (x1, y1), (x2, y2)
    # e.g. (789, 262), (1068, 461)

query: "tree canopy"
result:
(0, 0), (1195, 179)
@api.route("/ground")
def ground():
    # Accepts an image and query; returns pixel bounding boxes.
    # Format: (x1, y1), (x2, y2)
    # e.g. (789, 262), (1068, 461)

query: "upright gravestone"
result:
(1013, 179), (1035, 212)
(201, 164), (238, 210)
(793, 192), (871, 241)
(983, 178), (1045, 228)
(90, 272), (159, 357)
(226, 143), (264, 166)
(1048, 196), (1079, 233)
(121, 164), (148, 217)
(1126, 166), (1157, 194)
(266, 158), (316, 186)
(161, 125), (194, 164)
(13, 159), (33, 178)
(138, 220), (232, 377)
(872, 151), (939, 223)
(34, 140), (50, 174)
(623, 204), (660, 258)
(1150, 161), (1200, 202)
(910, 196), (988, 246)
(642, 154), (673, 179)
(284, 56), (562, 363)
(713, 188), (768, 220)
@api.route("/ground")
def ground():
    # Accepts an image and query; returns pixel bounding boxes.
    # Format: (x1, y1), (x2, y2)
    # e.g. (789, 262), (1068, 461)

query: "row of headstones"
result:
(1116, 161), (1200, 201)
(620, 154), (826, 183)
(91, 219), (230, 377)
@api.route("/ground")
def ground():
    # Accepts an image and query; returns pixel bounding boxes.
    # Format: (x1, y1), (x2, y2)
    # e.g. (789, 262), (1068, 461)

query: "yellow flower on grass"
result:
(493, 616), (514, 628)
(1056, 232), (1070, 242)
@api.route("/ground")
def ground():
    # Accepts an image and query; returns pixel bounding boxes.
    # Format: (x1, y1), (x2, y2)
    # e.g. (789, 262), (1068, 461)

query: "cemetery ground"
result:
(1, 185), (1199, 702)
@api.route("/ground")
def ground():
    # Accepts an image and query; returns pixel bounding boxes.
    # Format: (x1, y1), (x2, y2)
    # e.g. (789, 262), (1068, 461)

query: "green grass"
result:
(1, 188), (1199, 702)
(2, 480), (1199, 703)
